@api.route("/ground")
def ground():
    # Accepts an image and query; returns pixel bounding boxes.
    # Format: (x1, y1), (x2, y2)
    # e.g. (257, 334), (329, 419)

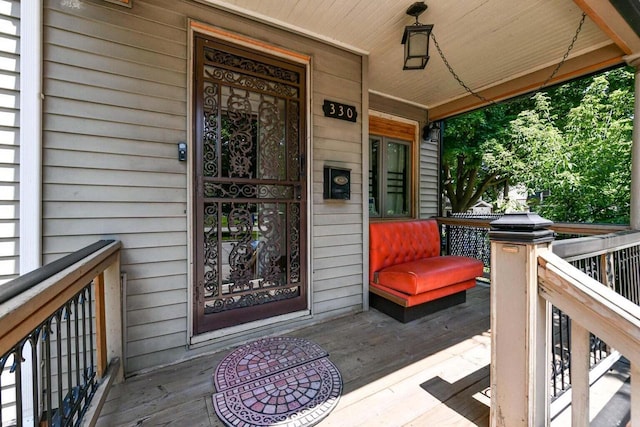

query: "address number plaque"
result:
(322, 100), (357, 123)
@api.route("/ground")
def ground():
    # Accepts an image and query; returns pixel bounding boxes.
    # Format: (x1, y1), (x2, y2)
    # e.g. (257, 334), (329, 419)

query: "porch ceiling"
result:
(201, 0), (640, 120)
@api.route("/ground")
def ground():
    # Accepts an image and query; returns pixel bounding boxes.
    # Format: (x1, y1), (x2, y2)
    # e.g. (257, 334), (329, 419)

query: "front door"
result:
(193, 34), (307, 334)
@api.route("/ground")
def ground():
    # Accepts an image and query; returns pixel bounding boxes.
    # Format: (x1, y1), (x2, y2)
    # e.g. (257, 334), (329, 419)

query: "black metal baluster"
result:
(551, 307), (558, 398)
(80, 292), (87, 388)
(88, 285), (95, 389)
(0, 352), (6, 427)
(81, 289), (89, 414)
(73, 297), (80, 393)
(631, 247), (638, 303)
(614, 250), (622, 297)
(626, 248), (632, 301)
(629, 247), (635, 303)
(623, 248), (629, 300)
(54, 313), (64, 425)
(445, 223), (451, 256)
(629, 246), (640, 305)
(29, 334), (39, 427)
(633, 247), (639, 303)
(14, 344), (23, 426)
(65, 303), (73, 425)
(44, 320), (53, 427)
(620, 249), (628, 302)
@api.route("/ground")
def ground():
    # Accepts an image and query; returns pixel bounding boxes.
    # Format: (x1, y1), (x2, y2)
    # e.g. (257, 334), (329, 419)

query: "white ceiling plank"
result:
(197, 0), (639, 116)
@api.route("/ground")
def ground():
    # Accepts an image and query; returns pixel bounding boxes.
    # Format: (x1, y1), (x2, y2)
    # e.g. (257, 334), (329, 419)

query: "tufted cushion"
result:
(369, 219), (441, 281)
(376, 255), (483, 295)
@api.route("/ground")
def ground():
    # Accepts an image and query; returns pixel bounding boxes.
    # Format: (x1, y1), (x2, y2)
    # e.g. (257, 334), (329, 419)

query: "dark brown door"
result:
(193, 35), (307, 334)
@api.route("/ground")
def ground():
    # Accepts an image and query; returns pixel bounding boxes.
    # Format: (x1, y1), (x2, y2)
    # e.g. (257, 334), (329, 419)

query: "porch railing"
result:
(538, 248), (639, 425)
(0, 240), (122, 427)
(439, 215), (635, 418)
(489, 214), (639, 426)
(549, 230), (640, 410)
(437, 214), (629, 269)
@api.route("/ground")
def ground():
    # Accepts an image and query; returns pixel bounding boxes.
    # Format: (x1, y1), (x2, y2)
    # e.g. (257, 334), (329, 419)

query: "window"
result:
(369, 114), (417, 218)
(369, 135), (413, 218)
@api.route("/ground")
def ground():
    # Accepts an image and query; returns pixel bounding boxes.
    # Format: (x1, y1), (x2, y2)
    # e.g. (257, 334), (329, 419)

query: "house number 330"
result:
(322, 100), (357, 123)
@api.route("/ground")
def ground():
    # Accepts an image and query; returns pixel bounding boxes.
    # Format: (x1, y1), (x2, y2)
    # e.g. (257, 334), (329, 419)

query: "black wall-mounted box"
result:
(323, 166), (351, 200)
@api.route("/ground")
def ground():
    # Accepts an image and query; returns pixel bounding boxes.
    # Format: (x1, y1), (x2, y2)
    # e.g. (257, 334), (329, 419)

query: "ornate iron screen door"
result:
(193, 35), (307, 334)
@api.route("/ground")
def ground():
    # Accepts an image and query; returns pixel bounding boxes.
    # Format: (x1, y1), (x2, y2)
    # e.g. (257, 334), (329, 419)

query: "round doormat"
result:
(212, 336), (342, 427)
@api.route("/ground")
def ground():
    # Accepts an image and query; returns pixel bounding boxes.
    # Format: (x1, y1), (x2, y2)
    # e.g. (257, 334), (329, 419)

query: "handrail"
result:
(538, 250), (640, 425)
(551, 222), (630, 236)
(0, 240), (114, 304)
(435, 216), (630, 236)
(552, 229), (640, 261)
(436, 216), (494, 228)
(489, 214), (637, 426)
(0, 240), (121, 357)
(538, 251), (640, 356)
(0, 240), (122, 427)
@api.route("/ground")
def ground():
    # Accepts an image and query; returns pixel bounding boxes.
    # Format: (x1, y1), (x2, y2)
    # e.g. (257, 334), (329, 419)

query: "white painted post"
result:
(19, 1), (43, 424)
(489, 213), (555, 427)
(627, 55), (640, 230)
(622, 55), (640, 423)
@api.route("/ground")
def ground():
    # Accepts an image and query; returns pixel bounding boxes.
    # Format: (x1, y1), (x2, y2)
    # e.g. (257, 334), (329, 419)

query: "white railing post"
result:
(103, 251), (124, 383)
(489, 213), (555, 427)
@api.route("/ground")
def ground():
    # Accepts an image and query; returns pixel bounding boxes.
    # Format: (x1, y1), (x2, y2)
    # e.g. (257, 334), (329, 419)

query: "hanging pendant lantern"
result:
(401, 2), (433, 70)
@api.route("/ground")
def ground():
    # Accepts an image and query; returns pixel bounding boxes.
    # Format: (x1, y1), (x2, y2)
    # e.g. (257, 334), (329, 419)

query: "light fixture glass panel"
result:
(404, 57), (425, 69)
(408, 32), (428, 57)
(384, 141), (410, 216)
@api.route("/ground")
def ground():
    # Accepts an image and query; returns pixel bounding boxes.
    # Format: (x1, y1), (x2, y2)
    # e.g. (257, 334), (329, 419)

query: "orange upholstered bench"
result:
(369, 219), (483, 322)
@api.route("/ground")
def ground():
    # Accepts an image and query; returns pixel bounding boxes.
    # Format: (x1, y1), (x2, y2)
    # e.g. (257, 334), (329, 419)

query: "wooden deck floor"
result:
(97, 285), (491, 427)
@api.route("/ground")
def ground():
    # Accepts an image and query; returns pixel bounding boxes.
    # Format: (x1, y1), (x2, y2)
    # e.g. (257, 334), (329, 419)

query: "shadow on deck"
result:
(97, 285), (491, 427)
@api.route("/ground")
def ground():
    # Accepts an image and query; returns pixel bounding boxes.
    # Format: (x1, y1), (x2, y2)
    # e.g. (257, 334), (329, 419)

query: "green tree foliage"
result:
(442, 97), (533, 212)
(442, 66), (634, 224)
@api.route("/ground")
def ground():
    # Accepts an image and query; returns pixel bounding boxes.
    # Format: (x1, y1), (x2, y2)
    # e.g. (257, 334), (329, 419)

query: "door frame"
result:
(187, 20), (313, 345)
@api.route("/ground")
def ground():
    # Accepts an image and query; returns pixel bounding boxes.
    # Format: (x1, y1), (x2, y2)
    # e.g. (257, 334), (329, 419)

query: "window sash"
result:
(369, 136), (412, 218)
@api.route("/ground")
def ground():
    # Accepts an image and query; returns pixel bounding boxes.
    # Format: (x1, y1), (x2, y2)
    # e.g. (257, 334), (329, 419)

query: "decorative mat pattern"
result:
(213, 337), (342, 427)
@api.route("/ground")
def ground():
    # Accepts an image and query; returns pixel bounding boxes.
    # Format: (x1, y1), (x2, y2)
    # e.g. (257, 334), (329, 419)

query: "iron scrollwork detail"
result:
(287, 101), (301, 181)
(204, 48), (300, 84)
(197, 40), (305, 326)
(256, 205), (286, 288)
(204, 182), (293, 199)
(203, 82), (219, 177)
(258, 94), (285, 180)
(205, 66), (298, 99)
(225, 204), (257, 294)
(289, 204), (301, 283)
(203, 204), (219, 296)
(226, 89), (255, 178)
(204, 287), (300, 314)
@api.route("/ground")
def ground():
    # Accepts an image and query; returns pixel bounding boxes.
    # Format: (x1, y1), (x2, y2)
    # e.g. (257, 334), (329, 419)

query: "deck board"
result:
(97, 285), (490, 427)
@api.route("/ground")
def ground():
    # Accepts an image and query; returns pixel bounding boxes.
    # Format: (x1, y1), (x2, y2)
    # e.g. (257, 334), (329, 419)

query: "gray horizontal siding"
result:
(312, 42), (363, 313)
(43, 0), (364, 374)
(43, 0), (188, 375)
(420, 137), (439, 218)
(0, 2), (18, 425)
(0, 0), (19, 286)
